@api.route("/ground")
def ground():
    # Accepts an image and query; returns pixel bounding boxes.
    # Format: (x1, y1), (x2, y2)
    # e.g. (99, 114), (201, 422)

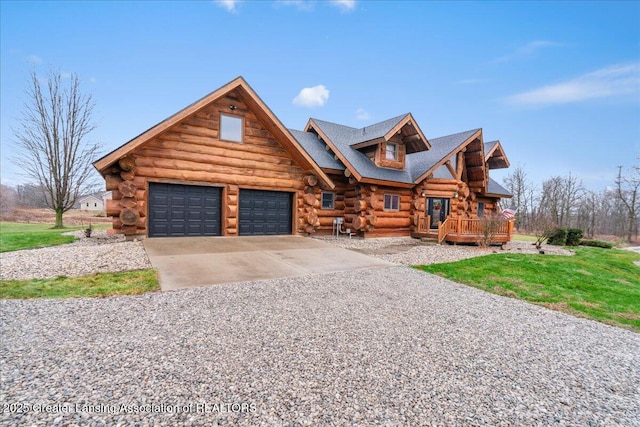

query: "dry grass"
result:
(1, 208), (112, 225)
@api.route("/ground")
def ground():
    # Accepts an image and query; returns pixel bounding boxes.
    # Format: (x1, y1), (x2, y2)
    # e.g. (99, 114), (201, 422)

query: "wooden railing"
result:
(417, 215), (431, 233)
(436, 217), (514, 244)
(437, 217), (454, 243)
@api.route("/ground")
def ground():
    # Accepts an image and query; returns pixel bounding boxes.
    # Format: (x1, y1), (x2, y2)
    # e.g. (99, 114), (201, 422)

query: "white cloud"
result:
(60, 72), (72, 79)
(331, 0), (356, 12)
(495, 40), (560, 63)
(355, 108), (370, 120)
(506, 63), (640, 106)
(292, 85), (329, 107)
(215, 0), (239, 12)
(277, 0), (315, 11)
(26, 54), (43, 64)
(89, 77), (97, 83)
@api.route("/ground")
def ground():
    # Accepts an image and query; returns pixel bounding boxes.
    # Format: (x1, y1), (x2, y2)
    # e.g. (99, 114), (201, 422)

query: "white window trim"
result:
(386, 143), (398, 161)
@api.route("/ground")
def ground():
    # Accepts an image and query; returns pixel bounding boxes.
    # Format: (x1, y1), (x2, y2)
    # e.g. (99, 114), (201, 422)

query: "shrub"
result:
(566, 228), (584, 246)
(547, 227), (568, 246)
(580, 239), (613, 249)
(84, 223), (92, 238)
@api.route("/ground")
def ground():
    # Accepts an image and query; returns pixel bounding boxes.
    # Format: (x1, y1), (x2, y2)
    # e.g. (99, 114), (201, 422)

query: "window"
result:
(321, 192), (335, 209)
(94, 203), (97, 207)
(477, 202), (485, 218)
(386, 143), (398, 161)
(384, 194), (400, 211)
(86, 202), (89, 207)
(220, 114), (243, 142)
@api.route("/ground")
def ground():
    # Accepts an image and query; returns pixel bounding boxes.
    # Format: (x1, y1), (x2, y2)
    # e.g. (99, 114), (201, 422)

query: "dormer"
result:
(349, 113), (429, 170)
(484, 140), (510, 169)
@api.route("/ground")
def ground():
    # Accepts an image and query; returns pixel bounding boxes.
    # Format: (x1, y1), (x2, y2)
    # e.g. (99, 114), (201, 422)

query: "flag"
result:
(501, 206), (517, 220)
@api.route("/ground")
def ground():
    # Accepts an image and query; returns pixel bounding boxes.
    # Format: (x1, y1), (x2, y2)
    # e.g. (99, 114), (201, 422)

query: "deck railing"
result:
(435, 216), (514, 244)
(437, 217), (454, 243)
(417, 215), (431, 233)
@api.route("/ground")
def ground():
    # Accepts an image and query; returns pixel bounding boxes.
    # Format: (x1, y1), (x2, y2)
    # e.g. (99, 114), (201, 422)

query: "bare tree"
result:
(558, 173), (584, 227)
(477, 211), (503, 248)
(0, 185), (18, 218)
(615, 162), (640, 242)
(537, 174), (583, 228)
(15, 183), (49, 208)
(504, 165), (536, 231)
(577, 190), (601, 238)
(12, 70), (99, 228)
(538, 176), (563, 225)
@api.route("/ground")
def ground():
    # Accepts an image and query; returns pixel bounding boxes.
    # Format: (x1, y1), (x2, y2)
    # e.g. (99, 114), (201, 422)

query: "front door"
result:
(426, 198), (449, 229)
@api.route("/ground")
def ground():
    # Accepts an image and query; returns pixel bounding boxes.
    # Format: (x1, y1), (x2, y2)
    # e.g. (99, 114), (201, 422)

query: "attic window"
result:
(220, 114), (243, 142)
(386, 143), (398, 161)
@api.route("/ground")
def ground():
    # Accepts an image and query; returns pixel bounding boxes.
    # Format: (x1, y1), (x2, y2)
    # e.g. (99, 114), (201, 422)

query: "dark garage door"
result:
(148, 183), (221, 237)
(239, 189), (292, 236)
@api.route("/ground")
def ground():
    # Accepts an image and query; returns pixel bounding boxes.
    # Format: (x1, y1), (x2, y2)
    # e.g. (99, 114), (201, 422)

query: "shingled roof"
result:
(406, 129), (481, 182)
(292, 117), (486, 186)
(486, 178), (512, 197)
(305, 118), (415, 184)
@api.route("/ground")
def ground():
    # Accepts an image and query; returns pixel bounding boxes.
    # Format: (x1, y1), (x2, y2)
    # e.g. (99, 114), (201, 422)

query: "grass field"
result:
(0, 270), (159, 299)
(511, 233), (538, 242)
(418, 247), (640, 332)
(0, 222), (108, 253)
(0, 221), (158, 299)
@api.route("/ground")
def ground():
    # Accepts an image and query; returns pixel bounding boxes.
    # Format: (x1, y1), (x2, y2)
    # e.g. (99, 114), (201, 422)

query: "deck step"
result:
(418, 237), (439, 245)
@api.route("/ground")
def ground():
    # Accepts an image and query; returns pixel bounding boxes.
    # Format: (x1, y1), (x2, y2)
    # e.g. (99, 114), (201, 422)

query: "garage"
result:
(148, 183), (221, 237)
(239, 189), (292, 235)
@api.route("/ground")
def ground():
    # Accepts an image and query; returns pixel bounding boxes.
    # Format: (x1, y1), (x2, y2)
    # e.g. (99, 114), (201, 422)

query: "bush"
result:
(580, 239), (613, 249)
(566, 228), (584, 246)
(547, 228), (568, 246)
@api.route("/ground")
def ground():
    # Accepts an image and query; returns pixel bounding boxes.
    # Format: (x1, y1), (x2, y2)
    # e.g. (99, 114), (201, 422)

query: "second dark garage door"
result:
(239, 189), (292, 235)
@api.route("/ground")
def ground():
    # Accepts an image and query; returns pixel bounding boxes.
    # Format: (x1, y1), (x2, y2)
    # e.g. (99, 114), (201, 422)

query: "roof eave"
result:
(358, 177), (414, 188)
(383, 113), (430, 150)
(484, 192), (513, 198)
(305, 119), (362, 183)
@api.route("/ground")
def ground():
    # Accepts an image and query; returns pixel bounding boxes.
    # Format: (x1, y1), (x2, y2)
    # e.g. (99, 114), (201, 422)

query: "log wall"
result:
(102, 89), (313, 236)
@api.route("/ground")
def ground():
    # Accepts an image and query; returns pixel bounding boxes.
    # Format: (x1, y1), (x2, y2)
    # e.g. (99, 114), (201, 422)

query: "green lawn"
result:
(0, 269), (159, 299)
(0, 222), (107, 253)
(511, 233), (538, 243)
(417, 247), (640, 332)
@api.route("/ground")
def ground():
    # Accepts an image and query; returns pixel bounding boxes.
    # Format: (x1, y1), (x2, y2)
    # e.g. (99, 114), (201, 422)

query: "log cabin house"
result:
(93, 76), (513, 243)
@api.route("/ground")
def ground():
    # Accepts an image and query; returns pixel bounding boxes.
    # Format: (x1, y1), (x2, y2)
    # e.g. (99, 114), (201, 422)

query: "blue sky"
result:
(1, 0), (638, 190)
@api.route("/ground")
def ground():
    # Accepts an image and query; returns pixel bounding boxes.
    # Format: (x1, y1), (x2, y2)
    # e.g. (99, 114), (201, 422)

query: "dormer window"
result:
(386, 143), (398, 161)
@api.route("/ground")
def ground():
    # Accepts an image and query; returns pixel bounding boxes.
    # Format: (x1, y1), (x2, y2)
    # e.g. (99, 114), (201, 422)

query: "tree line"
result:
(503, 162), (640, 243)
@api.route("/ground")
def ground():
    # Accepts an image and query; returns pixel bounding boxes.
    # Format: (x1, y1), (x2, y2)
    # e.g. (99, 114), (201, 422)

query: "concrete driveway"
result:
(143, 235), (394, 290)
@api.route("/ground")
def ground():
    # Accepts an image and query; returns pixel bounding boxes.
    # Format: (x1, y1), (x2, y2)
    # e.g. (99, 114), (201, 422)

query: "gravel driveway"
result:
(2, 267), (638, 426)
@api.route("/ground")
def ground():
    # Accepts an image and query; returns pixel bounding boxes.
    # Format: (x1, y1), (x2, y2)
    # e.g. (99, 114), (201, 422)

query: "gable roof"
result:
(484, 140), (510, 169)
(93, 76), (334, 189)
(78, 193), (103, 202)
(406, 129), (482, 183)
(294, 119), (487, 187)
(305, 118), (415, 186)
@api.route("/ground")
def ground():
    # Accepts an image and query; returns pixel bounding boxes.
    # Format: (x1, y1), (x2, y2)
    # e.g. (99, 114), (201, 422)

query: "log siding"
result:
(95, 77), (510, 241)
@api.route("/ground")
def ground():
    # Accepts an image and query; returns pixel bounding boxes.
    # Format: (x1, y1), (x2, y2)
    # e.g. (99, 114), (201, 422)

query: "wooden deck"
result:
(412, 215), (514, 245)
